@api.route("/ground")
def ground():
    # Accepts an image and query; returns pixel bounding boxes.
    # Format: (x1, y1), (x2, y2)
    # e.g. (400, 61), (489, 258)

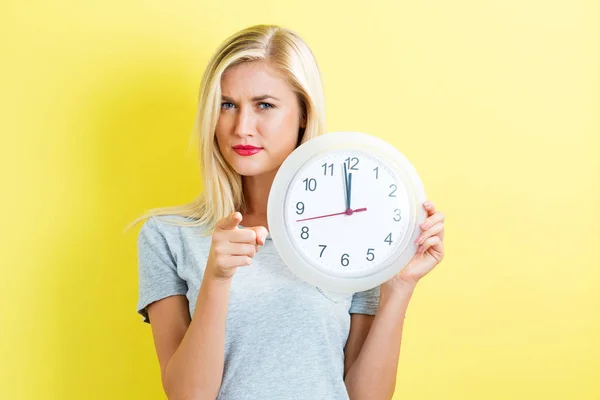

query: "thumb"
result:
(216, 212), (241, 231)
(248, 226), (269, 246)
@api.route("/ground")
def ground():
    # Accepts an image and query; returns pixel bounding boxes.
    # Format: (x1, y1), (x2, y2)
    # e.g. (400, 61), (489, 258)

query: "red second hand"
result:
(296, 207), (367, 222)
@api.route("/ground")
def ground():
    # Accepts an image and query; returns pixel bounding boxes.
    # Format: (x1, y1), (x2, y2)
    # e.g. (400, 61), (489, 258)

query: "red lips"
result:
(232, 145), (263, 156)
(232, 145), (262, 150)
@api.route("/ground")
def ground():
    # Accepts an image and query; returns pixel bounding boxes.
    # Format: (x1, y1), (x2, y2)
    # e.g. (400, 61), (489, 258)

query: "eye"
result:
(221, 102), (235, 109)
(259, 102), (274, 109)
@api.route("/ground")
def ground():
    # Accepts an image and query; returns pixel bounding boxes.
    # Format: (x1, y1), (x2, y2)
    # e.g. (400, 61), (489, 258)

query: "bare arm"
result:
(146, 212), (268, 400)
(148, 275), (232, 400)
(344, 284), (415, 400)
(343, 314), (374, 379)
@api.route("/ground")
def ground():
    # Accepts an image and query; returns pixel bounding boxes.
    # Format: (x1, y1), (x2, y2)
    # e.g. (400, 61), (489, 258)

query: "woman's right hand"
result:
(206, 212), (269, 281)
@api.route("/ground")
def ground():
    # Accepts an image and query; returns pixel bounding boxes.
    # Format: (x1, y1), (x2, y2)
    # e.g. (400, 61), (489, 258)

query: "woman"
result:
(130, 24), (445, 399)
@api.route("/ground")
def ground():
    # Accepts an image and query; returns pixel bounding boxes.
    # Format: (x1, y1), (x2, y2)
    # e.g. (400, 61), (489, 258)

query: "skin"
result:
(215, 59), (306, 231)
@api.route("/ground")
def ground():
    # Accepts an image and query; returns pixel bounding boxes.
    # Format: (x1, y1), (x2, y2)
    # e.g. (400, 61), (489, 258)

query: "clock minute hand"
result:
(343, 162), (349, 211)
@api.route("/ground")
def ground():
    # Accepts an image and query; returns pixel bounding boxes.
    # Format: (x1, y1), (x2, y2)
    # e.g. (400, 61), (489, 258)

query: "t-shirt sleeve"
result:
(137, 217), (188, 324)
(349, 285), (381, 315)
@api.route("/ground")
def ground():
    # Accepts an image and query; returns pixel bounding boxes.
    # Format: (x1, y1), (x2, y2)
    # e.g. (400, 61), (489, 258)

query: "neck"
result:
(242, 168), (277, 217)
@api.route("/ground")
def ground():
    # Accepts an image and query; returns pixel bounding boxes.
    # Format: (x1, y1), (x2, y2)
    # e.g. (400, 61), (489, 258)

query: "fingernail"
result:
(424, 201), (431, 207)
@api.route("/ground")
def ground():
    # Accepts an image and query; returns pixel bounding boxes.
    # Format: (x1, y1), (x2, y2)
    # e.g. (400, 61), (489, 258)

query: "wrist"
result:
(381, 280), (417, 301)
(382, 276), (417, 292)
(378, 283), (414, 319)
(204, 272), (234, 287)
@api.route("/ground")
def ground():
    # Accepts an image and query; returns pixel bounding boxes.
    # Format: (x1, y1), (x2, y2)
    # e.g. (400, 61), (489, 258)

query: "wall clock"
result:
(267, 131), (427, 293)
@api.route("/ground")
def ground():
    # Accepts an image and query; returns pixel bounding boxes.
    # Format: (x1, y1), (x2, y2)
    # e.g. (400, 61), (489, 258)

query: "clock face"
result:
(283, 149), (411, 278)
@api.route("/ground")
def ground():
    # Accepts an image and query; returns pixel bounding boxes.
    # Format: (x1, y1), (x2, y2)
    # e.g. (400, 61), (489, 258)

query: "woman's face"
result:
(215, 60), (305, 177)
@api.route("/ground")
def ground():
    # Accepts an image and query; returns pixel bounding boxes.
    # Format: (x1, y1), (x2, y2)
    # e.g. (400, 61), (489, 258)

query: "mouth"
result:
(232, 145), (263, 156)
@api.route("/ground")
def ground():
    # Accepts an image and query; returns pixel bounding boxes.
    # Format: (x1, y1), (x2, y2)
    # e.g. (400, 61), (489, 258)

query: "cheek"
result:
(215, 117), (232, 143)
(215, 116), (228, 135)
(263, 110), (300, 138)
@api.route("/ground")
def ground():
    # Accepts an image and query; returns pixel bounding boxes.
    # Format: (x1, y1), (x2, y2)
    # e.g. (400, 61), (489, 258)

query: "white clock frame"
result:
(267, 131), (427, 293)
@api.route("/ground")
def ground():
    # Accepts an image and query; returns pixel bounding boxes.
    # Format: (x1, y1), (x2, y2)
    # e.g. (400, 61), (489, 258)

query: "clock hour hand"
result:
(348, 171), (353, 210)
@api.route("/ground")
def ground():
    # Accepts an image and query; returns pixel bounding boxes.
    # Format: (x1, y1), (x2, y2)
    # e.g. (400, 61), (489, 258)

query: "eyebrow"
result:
(221, 94), (280, 102)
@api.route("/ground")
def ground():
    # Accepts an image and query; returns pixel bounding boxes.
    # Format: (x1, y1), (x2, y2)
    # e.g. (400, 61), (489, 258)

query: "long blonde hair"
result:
(123, 24), (326, 236)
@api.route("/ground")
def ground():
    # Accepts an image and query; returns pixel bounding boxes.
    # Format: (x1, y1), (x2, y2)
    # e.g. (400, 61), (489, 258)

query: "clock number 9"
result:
(301, 226), (309, 240)
(296, 201), (305, 215)
(341, 253), (349, 266)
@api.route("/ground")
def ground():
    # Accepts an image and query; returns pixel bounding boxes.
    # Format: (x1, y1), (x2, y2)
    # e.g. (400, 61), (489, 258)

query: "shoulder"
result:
(143, 215), (210, 237)
(138, 215), (212, 252)
(150, 214), (199, 229)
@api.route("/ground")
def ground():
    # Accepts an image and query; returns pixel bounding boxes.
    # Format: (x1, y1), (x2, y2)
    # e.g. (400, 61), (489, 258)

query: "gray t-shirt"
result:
(137, 215), (380, 400)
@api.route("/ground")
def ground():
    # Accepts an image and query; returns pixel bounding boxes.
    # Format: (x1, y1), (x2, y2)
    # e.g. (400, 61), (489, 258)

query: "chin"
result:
(230, 160), (269, 177)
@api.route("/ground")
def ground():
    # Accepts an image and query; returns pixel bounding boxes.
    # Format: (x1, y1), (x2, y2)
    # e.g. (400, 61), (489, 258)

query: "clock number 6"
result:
(341, 253), (349, 267)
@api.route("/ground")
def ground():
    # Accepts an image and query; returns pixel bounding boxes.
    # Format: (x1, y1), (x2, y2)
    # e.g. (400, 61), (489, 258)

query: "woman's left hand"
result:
(383, 200), (445, 291)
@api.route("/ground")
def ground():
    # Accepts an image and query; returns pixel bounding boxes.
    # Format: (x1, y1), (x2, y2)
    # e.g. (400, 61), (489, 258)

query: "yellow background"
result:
(2, 0), (598, 399)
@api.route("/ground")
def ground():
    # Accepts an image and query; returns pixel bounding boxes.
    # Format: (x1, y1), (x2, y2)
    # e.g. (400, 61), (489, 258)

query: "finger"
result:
(216, 212), (242, 231)
(417, 236), (443, 259)
(228, 242), (257, 257)
(247, 226), (269, 245)
(228, 228), (258, 244)
(423, 201), (436, 216)
(420, 210), (445, 231)
(221, 255), (253, 268)
(415, 221), (444, 245)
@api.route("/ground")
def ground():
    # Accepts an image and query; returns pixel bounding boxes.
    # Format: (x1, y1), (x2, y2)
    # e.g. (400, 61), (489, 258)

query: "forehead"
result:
(221, 61), (292, 97)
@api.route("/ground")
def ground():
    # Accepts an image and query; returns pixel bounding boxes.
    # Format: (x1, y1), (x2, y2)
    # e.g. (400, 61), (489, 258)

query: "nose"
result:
(234, 106), (257, 138)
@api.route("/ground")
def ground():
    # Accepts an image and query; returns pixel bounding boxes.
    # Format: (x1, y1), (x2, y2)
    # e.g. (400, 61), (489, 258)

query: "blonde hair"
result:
(123, 24), (326, 236)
